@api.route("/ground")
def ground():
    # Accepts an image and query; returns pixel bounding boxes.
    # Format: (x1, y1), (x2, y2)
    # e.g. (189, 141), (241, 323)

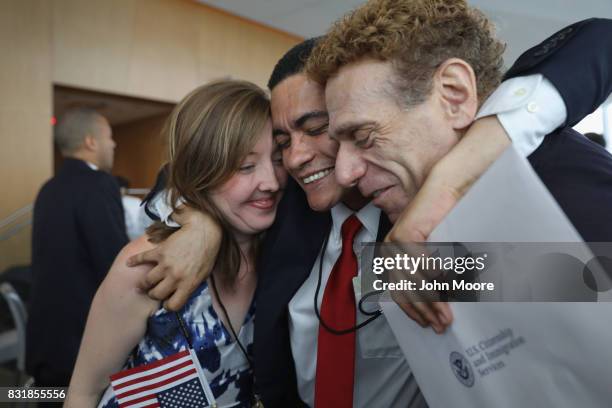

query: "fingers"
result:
(126, 247), (159, 267)
(148, 277), (177, 301)
(391, 288), (452, 334)
(408, 302), (453, 334)
(144, 265), (166, 288)
(390, 289), (432, 329)
(136, 274), (153, 293)
(398, 302), (428, 328)
(163, 287), (192, 311)
(411, 302), (444, 334)
(432, 301), (453, 326)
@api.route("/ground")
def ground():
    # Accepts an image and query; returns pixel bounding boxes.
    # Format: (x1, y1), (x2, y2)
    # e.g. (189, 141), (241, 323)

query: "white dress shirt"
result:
(85, 161), (98, 171)
(288, 202), (428, 408)
(478, 74), (567, 157)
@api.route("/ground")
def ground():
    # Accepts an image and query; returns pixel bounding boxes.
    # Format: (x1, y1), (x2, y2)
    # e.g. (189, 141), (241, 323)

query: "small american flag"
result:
(110, 349), (213, 408)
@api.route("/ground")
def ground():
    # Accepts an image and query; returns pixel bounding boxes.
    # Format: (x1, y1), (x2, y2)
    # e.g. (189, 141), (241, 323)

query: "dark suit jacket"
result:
(253, 18), (612, 407)
(26, 158), (128, 385)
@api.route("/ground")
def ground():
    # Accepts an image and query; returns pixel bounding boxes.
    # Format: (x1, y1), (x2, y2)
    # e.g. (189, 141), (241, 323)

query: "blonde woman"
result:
(65, 80), (287, 408)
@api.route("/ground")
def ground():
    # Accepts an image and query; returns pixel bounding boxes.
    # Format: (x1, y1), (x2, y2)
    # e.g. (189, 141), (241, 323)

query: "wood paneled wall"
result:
(112, 114), (169, 189)
(52, 0), (301, 102)
(0, 0), (52, 273)
(0, 0), (301, 271)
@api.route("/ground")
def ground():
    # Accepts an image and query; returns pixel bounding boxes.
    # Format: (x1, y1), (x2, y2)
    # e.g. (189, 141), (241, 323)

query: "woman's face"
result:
(210, 119), (287, 238)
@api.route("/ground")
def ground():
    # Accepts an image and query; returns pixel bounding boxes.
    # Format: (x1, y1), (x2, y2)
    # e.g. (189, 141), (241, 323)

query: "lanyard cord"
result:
(176, 275), (262, 406)
(209, 273), (253, 368)
(314, 233), (382, 336)
(211, 273), (264, 407)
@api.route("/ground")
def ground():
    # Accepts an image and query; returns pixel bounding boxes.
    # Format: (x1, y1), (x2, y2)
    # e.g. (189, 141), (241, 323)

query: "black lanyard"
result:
(175, 275), (263, 407)
(313, 233), (383, 336)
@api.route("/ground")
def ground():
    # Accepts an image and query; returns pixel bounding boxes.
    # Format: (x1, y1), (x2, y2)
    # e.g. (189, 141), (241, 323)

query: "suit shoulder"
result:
(75, 170), (121, 200)
(531, 128), (612, 167)
(34, 174), (68, 206)
(504, 18), (610, 79)
(529, 128), (612, 241)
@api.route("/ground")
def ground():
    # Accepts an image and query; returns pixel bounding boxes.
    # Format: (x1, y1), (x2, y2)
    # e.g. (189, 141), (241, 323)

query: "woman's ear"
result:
(434, 58), (478, 130)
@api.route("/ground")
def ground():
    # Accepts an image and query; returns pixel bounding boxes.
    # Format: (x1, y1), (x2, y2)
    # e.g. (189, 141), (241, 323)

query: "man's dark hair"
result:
(585, 132), (606, 148)
(267, 37), (321, 90)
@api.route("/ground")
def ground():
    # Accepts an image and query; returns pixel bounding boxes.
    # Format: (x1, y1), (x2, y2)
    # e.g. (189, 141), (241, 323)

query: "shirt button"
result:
(527, 101), (539, 113)
(514, 88), (527, 97)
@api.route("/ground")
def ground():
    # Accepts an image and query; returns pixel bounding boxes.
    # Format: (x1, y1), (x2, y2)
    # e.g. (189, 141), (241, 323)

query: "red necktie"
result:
(314, 214), (362, 408)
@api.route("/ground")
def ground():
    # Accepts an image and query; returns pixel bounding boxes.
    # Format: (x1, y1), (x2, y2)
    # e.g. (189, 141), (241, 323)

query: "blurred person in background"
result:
(27, 108), (128, 388)
(115, 176), (152, 240)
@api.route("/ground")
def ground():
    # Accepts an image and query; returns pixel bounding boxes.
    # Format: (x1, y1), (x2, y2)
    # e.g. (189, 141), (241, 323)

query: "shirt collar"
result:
(330, 201), (380, 240)
(86, 161), (98, 171)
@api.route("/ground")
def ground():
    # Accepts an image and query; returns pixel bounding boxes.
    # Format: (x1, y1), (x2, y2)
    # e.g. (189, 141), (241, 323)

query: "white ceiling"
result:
(198, 0), (612, 67)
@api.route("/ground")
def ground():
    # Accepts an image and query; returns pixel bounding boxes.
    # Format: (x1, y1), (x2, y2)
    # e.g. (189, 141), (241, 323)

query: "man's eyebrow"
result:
(294, 110), (328, 129)
(272, 111), (328, 137)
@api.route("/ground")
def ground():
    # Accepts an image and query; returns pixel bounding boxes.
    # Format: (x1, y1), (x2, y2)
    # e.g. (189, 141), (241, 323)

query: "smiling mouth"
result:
(248, 196), (276, 210)
(371, 186), (392, 198)
(302, 167), (334, 185)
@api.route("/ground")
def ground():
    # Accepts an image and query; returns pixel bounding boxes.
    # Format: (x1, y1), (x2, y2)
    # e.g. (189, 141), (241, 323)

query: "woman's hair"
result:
(147, 79), (271, 284)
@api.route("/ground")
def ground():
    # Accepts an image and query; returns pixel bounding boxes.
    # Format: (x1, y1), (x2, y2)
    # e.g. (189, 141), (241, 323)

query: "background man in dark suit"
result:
(131, 14), (612, 408)
(27, 108), (128, 387)
(307, 1), (612, 329)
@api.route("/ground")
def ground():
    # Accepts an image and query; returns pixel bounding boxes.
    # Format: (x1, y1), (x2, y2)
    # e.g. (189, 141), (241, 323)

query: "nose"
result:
(284, 135), (314, 172)
(258, 160), (280, 193)
(335, 141), (366, 188)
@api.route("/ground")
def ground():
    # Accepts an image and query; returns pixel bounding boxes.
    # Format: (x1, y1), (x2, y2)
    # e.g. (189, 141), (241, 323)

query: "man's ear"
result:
(83, 134), (97, 151)
(434, 58), (478, 130)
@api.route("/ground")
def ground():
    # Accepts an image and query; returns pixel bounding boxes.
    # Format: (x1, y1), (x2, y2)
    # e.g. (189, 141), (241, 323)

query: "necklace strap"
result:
(210, 274), (253, 367)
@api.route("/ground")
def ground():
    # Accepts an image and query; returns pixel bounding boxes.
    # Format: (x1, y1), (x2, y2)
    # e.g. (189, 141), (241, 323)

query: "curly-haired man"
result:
(307, 0), (612, 330)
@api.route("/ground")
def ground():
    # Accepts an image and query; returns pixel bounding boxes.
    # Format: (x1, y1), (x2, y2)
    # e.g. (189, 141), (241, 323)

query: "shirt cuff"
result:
(476, 74), (568, 157)
(147, 190), (181, 228)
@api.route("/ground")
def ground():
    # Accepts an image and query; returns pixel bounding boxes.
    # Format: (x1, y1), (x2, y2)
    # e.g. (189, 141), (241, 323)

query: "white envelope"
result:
(381, 146), (612, 407)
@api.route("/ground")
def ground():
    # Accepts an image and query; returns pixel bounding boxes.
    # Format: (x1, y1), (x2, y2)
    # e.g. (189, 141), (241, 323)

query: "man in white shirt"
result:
(307, 1), (612, 331)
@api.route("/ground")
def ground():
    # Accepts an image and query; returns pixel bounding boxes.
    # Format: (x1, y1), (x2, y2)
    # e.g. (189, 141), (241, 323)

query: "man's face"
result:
(94, 116), (116, 173)
(271, 74), (346, 211)
(326, 59), (460, 222)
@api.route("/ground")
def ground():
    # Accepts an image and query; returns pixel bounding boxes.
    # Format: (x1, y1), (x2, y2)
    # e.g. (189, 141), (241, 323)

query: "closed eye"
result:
(239, 164), (255, 173)
(354, 129), (374, 149)
(306, 124), (328, 136)
(275, 135), (290, 149)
